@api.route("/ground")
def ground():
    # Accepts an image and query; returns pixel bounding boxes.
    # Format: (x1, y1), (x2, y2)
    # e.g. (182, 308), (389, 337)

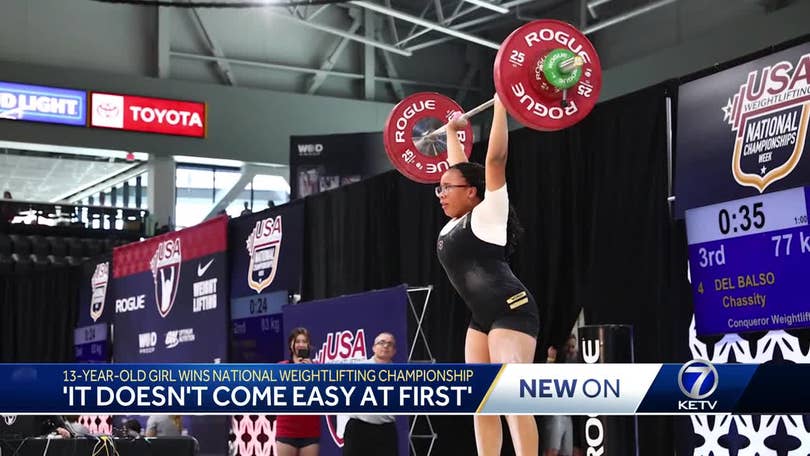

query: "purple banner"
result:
(282, 285), (410, 456)
(674, 41), (810, 217)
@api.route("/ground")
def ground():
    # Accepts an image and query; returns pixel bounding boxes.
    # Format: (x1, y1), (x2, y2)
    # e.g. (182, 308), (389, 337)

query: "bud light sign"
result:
(0, 81), (86, 126)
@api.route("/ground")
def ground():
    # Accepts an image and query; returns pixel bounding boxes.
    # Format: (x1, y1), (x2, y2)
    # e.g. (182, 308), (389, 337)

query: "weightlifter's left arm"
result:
(485, 95), (508, 191)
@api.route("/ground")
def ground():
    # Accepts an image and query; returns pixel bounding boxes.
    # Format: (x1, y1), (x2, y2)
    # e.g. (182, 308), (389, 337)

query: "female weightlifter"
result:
(436, 94), (540, 456)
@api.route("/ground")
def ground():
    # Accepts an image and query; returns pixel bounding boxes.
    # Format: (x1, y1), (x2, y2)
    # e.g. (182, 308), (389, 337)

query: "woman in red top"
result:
(276, 327), (320, 456)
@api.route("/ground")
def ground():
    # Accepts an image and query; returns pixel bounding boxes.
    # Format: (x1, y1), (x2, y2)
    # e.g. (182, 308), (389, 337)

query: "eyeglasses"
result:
(375, 340), (395, 348)
(434, 184), (471, 197)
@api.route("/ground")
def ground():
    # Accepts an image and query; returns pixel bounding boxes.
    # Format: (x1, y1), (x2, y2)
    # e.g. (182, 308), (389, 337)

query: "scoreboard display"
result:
(686, 185), (810, 335)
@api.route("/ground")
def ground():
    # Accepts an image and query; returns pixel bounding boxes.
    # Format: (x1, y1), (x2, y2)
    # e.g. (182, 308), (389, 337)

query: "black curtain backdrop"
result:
(302, 83), (695, 455)
(0, 267), (80, 362)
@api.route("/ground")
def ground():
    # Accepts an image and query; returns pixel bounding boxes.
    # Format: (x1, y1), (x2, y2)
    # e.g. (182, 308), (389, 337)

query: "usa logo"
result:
(245, 216), (282, 293)
(90, 262), (109, 322)
(326, 415), (346, 448)
(723, 52), (810, 192)
(151, 238), (181, 318)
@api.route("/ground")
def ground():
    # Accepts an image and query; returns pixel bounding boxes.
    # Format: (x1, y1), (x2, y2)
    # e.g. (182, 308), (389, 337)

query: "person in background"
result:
(124, 418), (142, 438)
(1, 190), (15, 224)
(560, 333), (578, 363)
(55, 416), (91, 438)
(241, 201), (252, 216)
(542, 334), (580, 456)
(276, 327), (320, 456)
(145, 415), (182, 437)
(342, 332), (398, 456)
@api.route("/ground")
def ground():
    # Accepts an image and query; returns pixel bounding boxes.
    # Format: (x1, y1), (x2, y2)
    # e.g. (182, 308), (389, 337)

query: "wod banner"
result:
(283, 286), (410, 456)
(112, 216), (229, 363)
(1, 362), (809, 415)
(674, 40), (810, 217)
(289, 132), (393, 199)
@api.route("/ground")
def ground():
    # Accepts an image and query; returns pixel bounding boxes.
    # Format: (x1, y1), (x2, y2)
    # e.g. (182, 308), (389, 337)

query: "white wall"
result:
(594, 0), (810, 101)
(0, 0), (156, 76)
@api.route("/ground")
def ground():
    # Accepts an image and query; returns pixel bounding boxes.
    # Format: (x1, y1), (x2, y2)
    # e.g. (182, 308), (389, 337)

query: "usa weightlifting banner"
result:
(229, 202), (304, 363)
(111, 215), (229, 363)
(674, 40), (810, 217)
(229, 201), (304, 299)
(1, 362), (809, 415)
(77, 255), (114, 327)
(75, 255), (113, 363)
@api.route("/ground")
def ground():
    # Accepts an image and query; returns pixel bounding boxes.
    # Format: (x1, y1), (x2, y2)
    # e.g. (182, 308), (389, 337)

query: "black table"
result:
(0, 436), (198, 456)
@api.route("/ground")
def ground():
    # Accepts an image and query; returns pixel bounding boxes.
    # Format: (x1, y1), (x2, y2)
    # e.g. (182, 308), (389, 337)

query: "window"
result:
(175, 167), (216, 229)
(174, 165), (291, 229)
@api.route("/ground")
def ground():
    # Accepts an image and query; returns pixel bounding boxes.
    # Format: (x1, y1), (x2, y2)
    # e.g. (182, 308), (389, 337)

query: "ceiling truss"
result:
(161, 0), (681, 101)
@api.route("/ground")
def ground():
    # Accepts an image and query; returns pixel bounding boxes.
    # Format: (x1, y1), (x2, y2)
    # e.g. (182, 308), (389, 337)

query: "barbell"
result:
(384, 19), (602, 184)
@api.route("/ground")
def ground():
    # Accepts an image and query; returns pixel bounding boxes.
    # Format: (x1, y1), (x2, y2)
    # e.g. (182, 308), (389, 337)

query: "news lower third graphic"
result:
(0, 362), (806, 415)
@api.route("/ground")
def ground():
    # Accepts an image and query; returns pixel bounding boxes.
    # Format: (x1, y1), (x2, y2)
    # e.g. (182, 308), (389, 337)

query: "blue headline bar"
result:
(0, 363), (805, 415)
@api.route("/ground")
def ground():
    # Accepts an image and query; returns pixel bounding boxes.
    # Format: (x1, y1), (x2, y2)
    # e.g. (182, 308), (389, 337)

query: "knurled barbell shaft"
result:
(420, 98), (495, 142)
(419, 55), (584, 143)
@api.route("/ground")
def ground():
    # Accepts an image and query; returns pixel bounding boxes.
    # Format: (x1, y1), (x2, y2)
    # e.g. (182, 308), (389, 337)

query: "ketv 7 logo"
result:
(677, 359), (719, 411)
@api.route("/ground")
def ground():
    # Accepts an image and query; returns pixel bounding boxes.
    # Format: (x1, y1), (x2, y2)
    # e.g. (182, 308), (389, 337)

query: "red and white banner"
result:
(90, 92), (206, 138)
